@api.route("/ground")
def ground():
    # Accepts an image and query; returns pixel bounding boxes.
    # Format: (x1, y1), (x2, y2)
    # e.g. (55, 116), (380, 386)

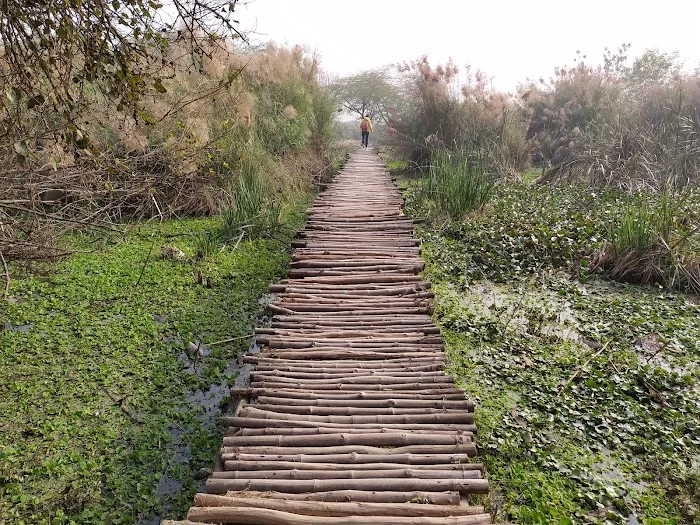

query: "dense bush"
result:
(522, 48), (700, 188)
(0, 42), (334, 259)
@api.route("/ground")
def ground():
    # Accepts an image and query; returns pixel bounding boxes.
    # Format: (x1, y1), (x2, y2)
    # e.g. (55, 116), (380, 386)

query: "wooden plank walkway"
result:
(163, 149), (490, 524)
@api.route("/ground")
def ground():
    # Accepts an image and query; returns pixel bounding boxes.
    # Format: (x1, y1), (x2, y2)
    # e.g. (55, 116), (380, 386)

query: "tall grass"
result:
(388, 58), (530, 174)
(220, 171), (282, 241)
(606, 189), (671, 253)
(592, 188), (700, 291)
(418, 148), (493, 219)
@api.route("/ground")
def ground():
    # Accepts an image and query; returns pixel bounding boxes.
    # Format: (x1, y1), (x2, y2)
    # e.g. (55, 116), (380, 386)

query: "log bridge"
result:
(164, 149), (491, 524)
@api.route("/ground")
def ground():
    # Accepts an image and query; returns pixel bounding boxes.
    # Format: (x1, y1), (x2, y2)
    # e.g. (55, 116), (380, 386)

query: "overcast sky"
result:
(236, 0), (700, 91)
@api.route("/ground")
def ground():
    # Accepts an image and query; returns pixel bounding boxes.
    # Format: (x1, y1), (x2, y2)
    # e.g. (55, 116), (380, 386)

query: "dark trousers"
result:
(361, 131), (369, 147)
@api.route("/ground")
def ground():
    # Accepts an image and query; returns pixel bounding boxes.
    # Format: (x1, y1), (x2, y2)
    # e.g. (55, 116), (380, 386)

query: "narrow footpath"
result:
(164, 149), (490, 524)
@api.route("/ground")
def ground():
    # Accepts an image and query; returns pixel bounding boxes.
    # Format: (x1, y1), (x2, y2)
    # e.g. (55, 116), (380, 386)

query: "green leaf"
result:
(6, 87), (21, 104)
(152, 79), (167, 94)
(136, 109), (156, 125)
(13, 140), (28, 156)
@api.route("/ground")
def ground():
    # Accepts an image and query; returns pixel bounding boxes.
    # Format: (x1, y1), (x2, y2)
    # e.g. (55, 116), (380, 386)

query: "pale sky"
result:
(236, 0), (700, 91)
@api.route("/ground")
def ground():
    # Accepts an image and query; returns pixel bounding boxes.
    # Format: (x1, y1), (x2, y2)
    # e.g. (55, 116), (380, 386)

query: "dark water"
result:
(141, 322), (265, 523)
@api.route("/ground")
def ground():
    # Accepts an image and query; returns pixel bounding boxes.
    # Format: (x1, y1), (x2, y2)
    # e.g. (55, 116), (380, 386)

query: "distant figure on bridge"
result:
(360, 115), (373, 148)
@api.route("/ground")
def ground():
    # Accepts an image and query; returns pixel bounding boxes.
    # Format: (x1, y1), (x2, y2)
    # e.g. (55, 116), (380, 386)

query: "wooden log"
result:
(279, 282), (431, 290)
(243, 366), (448, 376)
(266, 336), (443, 346)
(237, 407), (474, 425)
(242, 356), (444, 366)
(250, 376), (454, 386)
(272, 316), (433, 325)
(287, 268), (425, 279)
(251, 364), (444, 374)
(272, 283), (431, 293)
(275, 304), (433, 312)
(244, 386), (463, 395)
(252, 351), (446, 360)
(258, 323), (440, 337)
(230, 390), (466, 402)
(248, 382), (462, 393)
(255, 397), (473, 410)
(205, 477), (489, 495)
(231, 428), (473, 438)
(265, 326), (436, 334)
(293, 253), (422, 261)
(191, 494), (486, 517)
(275, 297), (431, 305)
(182, 507), (493, 525)
(221, 453), (477, 466)
(212, 469), (482, 480)
(270, 306), (434, 315)
(267, 304), (295, 315)
(262, 340), (445, 355)
(222, 432), (471, 447)
(244, 405), (464, 417)
(222, 461), (483, 472)
(290, 259), (424, 268)
(223, 417), (477, 433)
(272, 301), (432, 310)
(250, 368), (446, 377)
(241, 390), (468, 402)
(263, 340), (443, 350)
(251, 363), (445, 373)
(281, 275), (422, 285)
(305, 216), (414, 223)
(243, 355), (444, 365)
(220, 445), (477, 457)
(252, 369), (451, 379)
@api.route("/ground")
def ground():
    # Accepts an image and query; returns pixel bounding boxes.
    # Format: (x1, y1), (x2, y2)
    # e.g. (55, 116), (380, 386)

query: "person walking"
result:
(360, 115), (373, 148)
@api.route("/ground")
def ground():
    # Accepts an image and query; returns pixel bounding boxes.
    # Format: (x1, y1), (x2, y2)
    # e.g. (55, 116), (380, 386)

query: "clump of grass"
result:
(193, 230), (220, 259)
(418, 148), (493, 219)
(591, 187), (700, 292)
(220, 172), (282, 241)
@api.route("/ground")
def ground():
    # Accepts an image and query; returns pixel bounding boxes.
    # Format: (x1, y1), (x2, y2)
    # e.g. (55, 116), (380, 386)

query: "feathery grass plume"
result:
(390, 57), (530, 175)
(283, 105), (299, 120)
(528, 47), (700, 189)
